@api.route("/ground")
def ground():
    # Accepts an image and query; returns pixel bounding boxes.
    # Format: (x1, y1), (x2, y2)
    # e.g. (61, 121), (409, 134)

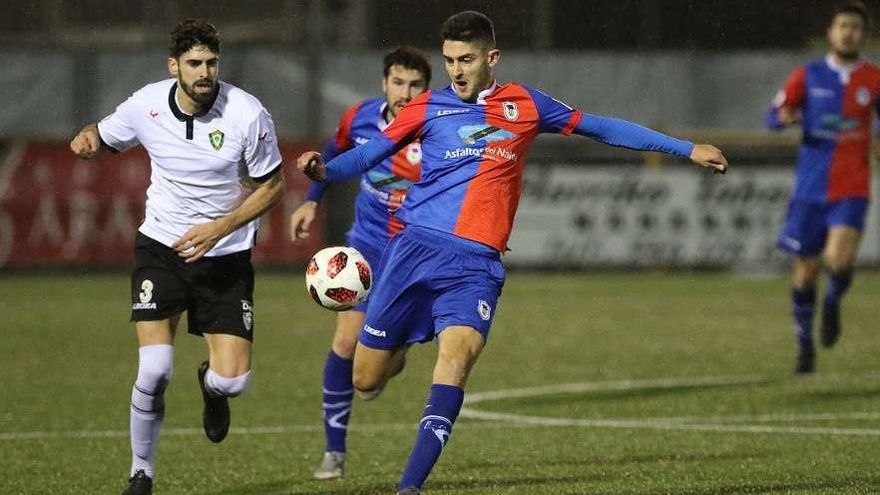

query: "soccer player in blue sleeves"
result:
(298, 11), (728, 494)
(767, 1), (880, 374)
(289, 46), (431, 480)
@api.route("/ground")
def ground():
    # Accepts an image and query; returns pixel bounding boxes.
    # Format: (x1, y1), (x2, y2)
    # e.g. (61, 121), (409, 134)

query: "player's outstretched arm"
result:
(290, 200), (318, 242)
(69, 123), (103, 159)
(690, 144), (728, 174)
(174, 171), (286, 263)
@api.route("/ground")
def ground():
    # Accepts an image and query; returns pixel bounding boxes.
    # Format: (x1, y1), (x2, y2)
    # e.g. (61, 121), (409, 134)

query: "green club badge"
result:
(209, 129), (225, 150)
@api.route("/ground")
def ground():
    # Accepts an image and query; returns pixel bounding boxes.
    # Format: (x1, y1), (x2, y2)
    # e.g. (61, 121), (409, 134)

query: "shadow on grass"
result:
(801, 387), (880, 401)
(463, 449), (772, 470)
(210, 473), (601, 495)
(635, 475), (880, 495)
(494, 378), (778, 407)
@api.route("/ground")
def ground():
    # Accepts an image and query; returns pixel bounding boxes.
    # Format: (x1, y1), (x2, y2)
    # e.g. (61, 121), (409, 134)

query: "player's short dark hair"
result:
(169, 19), (221, 59)
(441, 11), (496, 48)
(832, 1), (872, 30)
(383, 46), (432, 86)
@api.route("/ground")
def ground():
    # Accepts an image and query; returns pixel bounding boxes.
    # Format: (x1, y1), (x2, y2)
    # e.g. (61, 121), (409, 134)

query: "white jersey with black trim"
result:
(97, 78), (283, 256)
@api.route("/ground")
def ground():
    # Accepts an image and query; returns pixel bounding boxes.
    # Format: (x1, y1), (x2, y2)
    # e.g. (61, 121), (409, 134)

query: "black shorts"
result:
(130, 233), (255, 341)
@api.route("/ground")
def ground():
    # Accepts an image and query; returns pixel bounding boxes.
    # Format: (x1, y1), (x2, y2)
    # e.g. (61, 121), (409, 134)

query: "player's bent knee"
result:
(206, 369), (252, 398)
(352, 373), (382, 397)
(355, 387), (383, 401)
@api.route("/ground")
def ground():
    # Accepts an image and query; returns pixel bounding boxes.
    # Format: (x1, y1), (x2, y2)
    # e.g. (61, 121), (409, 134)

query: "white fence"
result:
(506, 165), (880, 270)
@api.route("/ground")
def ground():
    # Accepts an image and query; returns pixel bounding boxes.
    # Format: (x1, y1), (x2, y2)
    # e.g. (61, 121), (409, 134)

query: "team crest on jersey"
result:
(209, 130), (225, 151)
(502, 101), (519, 121)
(406, 143), (422, 164)
(856, 87), (871, 106)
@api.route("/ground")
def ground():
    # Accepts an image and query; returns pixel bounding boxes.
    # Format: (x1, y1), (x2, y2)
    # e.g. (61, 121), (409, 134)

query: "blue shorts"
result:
(359, 226), (505, 350)
(346, 233), (386, 312)
(777, 197), (868, 256)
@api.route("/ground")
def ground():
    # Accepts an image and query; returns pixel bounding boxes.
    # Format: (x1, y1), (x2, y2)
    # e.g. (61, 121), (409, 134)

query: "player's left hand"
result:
(690, 144), (728, 175)
(173, 218), (232, 263)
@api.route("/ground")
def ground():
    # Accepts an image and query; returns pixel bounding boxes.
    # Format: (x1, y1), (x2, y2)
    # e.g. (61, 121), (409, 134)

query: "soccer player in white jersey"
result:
(69, 20), (285, 495)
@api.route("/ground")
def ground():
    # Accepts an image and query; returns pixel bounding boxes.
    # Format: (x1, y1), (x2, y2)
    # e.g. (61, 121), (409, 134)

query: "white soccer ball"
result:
(305, 246), (372, 311)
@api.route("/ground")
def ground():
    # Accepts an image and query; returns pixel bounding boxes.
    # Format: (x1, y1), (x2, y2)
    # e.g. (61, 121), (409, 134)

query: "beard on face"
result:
(836, 47), (860, 61)
(179, 77), (218, 107)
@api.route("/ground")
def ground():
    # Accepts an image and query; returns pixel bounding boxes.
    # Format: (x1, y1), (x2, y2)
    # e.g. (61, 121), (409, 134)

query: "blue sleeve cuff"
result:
(325, 134), (396, 181)
(305, 181), (328, 202)
(766, 108), (785, 131)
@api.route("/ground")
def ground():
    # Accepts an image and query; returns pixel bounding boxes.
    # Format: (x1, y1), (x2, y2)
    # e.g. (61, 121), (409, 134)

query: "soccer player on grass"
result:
(767, 1), (880, 374)
(289, 45), (432, 480)
(298, 11), (727, 494)
(69, 20), (285, 495)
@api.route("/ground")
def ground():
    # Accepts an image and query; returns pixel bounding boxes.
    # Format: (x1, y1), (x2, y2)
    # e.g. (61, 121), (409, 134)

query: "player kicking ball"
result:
(70, 20), (285, 495)
(298, 11), (727, 494)
(289, 46), (432, 480)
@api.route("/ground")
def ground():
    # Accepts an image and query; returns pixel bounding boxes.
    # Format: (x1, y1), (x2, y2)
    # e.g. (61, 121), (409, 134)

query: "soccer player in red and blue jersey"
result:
(299, 11), (727, 495)
(289, 46), (431, 480)
(767, 1), (880, 374)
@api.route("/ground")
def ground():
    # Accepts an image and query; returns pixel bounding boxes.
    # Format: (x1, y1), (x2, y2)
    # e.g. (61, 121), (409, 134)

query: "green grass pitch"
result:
(1, 271), (879, 494)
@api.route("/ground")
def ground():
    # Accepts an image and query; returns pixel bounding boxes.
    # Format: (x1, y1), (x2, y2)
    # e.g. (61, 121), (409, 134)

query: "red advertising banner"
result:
(0, 141), (325, 268)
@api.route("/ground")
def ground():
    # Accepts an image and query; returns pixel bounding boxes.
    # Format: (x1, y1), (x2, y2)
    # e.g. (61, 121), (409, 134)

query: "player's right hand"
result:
(777, 106), (801, 126)
(290, 201), (318, 242)
(69, 124), (102, 159)
(297, 151), (327, 181)
(689, 144), (728, 175)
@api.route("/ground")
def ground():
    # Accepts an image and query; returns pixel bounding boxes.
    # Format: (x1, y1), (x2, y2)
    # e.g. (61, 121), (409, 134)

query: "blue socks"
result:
(824, 269), (852, 312)
(322, 351), (354, 453)
(398, 384), (464, 491)
(792, 286), (816, 352)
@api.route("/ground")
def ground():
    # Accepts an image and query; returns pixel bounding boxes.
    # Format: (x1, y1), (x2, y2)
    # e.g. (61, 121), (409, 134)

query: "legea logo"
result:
(364, 324), (386, 337)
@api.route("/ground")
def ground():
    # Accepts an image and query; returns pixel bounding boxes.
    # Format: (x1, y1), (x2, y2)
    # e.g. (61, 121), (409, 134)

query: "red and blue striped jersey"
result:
(768, 56), (880, 202)
(325, 82), (693, 252)
(308, 97), (421, 240)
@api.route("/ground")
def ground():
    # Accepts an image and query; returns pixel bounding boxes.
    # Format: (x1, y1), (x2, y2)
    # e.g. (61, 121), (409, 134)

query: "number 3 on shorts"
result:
(139, 279), (154, 303)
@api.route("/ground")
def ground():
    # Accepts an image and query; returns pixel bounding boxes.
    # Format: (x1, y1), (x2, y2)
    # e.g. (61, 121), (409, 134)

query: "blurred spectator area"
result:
(5, 0), (880, 50)
(0, 0), (876, 156)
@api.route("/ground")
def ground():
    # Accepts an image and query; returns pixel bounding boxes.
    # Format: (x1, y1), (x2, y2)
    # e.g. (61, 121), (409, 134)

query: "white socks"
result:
(129, 344), (173, 479)
(204, 368), (252, 397)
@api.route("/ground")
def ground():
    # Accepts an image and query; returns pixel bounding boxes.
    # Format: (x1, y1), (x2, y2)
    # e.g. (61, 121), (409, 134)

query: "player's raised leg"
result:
(124, 318), (179, 495)
(198, 333), (252, 443)
(397, 326), (483, 494)
(821, 225), (861, 348)
(791, 257), (821, 373)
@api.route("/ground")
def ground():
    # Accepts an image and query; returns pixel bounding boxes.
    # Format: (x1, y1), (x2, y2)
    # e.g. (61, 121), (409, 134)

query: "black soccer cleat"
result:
(198, 361), (230, 443)
(794, 348), (815, 375)
(820, 303), (841, 348)
(121, 470), (152, 495)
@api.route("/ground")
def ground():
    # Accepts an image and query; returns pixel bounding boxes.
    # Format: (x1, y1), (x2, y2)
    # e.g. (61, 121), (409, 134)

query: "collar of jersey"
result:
(168, 82), (218, 121)
(475, 81), (499, 105)
(825, 54), (864, 85)
(378, 101), (391, 131)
